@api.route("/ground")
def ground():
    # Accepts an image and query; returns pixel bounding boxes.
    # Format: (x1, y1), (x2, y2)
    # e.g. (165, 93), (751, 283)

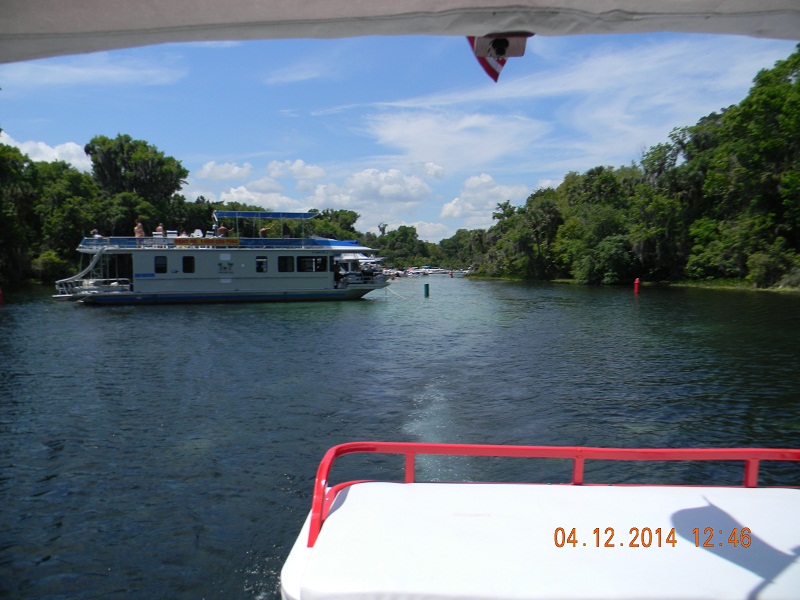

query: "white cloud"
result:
(345, 168), (430, 201)
(247, 176), (284, 193)
(263, 47), (352, 85)
(405, 221), (450, 242)
(219, 186), (303, 212)
(305, 168), (431, 210)
(181, 182), (218, 202)
(268, 159), (328, 193)
(0, 52), (185, 89)
(416, 161), (446, 179)
(440, 197), (468, 219)
(196, 161), (252, 180)
(264, 63), (332, 84)
(367, 111), (549, 172)
(536, 178), (561, 190)
(440, 174), (530, 231)
(0, 131), (91, 171)
(268, 159), (326, 180)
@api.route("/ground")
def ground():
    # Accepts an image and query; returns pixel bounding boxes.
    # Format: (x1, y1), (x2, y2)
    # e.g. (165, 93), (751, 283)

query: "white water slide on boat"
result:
(281, 442), (800, 600)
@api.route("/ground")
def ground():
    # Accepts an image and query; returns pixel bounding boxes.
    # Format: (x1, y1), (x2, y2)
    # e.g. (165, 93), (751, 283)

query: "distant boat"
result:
(54, 211), (389, 305)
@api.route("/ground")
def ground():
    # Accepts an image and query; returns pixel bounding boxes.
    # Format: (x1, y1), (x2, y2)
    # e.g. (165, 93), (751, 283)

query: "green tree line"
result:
(2, 46), (799, 287)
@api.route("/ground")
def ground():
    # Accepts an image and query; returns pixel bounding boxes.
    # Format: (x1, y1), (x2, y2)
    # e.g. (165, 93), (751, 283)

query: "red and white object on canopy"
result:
(468, 33), (533, 81)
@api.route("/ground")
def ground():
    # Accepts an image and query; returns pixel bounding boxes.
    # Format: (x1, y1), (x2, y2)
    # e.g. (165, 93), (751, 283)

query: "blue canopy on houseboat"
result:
(212, 211), (318, 221)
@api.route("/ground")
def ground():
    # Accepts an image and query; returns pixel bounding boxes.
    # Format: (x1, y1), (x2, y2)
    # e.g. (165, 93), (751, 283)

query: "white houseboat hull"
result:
(55, 212), (388, 305)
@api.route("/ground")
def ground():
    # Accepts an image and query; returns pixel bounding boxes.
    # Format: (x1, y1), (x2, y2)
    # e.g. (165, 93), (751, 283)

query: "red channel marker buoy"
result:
(634, 278), (640, 294)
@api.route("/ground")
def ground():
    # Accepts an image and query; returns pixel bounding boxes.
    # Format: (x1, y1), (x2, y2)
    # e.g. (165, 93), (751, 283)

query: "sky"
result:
(0, 34), (796, 242)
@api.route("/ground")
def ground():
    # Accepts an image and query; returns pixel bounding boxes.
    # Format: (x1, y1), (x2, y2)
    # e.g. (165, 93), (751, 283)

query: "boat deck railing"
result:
(78, 236), (365, 251)
(341, 270), (386, 286)
(55, 278), (132, 296)
(307, 441), (800, 546)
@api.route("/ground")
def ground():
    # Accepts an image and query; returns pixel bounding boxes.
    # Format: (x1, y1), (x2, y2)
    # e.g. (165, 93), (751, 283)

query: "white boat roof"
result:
(282, 481), (800, 600)
(338, 253), (373, 262)
(281, 442), (800, 600)
(3, 1), (800, 64)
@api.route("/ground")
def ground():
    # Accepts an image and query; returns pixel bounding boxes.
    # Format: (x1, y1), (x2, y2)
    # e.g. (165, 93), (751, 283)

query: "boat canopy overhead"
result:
(212, 211), (318, 222)
(3, 1), (799, 64)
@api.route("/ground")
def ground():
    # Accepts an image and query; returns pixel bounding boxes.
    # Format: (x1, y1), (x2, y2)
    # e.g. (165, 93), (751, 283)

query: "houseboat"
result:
(54, 211), (389, 305)
(281, 441), (800, 600)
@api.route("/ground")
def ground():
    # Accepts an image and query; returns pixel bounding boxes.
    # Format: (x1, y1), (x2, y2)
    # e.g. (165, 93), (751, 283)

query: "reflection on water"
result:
(1, 280), (799, 598)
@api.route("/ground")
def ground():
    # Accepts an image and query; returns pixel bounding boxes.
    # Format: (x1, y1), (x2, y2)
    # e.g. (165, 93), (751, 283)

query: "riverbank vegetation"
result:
(1, 46), (798, 289)
(435, 46), (800, 289)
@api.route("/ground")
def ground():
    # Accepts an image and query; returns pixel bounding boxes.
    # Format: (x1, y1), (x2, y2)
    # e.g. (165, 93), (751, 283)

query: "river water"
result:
(1, 278), (799, 598)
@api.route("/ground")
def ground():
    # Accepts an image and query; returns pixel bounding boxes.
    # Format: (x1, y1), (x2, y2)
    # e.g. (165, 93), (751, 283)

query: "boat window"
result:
(155, 256), (167, 273)
(297, 256), (328, 272)
(256, 256), (268, 273)
(278, 256), (295, 272)
(330, 257), (336, 271)
(183, 256), (195, 273)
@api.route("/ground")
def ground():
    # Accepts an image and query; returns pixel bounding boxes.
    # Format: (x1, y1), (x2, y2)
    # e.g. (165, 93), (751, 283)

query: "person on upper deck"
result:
(217, 224), (228, 237)
(134, 220), (144, 238)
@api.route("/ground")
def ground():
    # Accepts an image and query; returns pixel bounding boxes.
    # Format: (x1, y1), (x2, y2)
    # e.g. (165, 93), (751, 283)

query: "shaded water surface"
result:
(1, 279), (799, 598)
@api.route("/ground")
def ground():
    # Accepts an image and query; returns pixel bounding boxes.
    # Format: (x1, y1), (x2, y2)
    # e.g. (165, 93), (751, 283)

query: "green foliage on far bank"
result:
(434, 45), (800, 288)
(2, 46), (799, 288)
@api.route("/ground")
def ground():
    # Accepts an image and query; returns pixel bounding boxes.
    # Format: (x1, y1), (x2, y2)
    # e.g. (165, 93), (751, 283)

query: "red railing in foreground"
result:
(307, 442), (800, 547)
